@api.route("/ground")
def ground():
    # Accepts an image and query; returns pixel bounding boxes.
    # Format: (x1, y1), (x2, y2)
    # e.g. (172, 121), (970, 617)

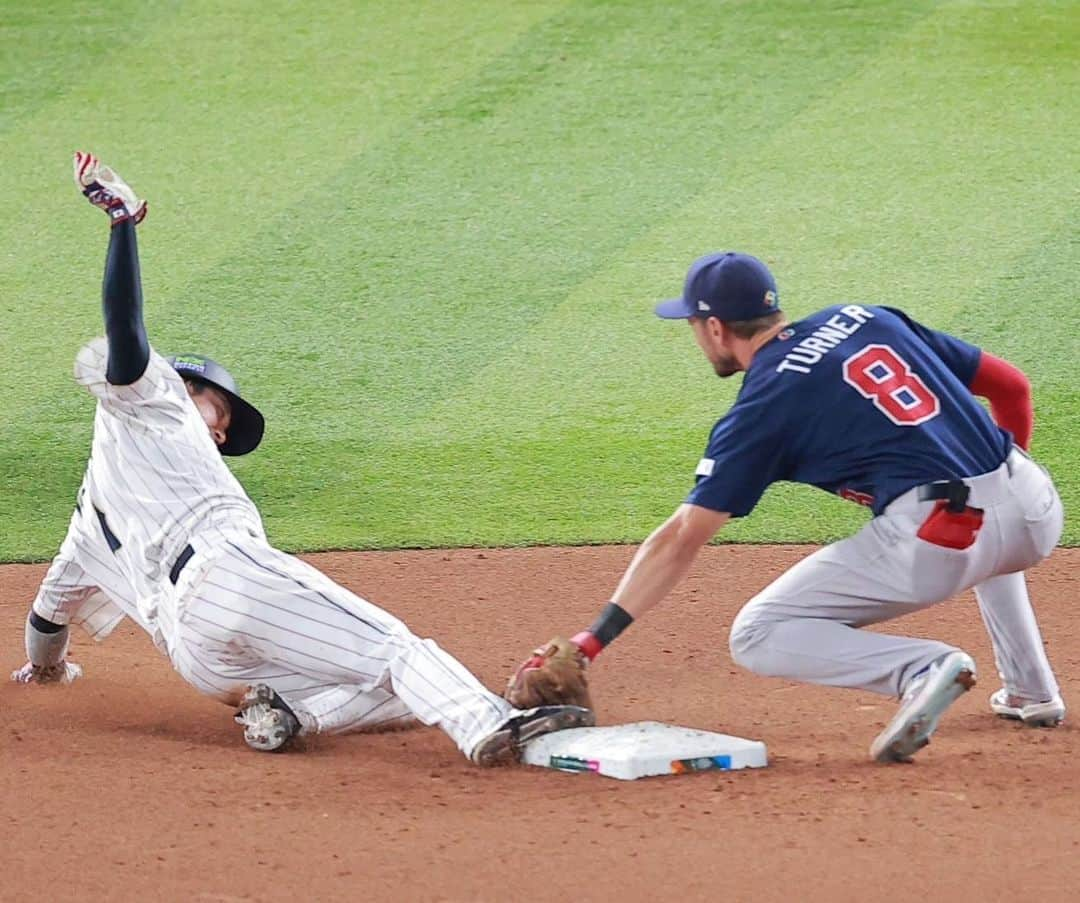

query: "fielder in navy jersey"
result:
(10, 153), (593, 764)
(527, 251), (1065, 763)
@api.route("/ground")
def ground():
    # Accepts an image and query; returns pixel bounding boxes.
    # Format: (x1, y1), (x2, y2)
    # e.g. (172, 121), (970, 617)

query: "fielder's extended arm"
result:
(572, 504), (730, 660)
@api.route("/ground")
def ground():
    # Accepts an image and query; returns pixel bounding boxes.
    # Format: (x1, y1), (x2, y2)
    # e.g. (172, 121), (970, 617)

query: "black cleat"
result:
(470, 705), (595, 766)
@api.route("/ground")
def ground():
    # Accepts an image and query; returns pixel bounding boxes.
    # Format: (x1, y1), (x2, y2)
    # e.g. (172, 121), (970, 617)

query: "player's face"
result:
(689, 317), (740, 378)
(185, 382), (233, 448)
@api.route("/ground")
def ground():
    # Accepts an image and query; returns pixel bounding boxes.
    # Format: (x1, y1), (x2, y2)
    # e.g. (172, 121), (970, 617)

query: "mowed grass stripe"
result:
(409, 0), (1077, 442)
(179, 0), (943, 439)
(0, 0), (570, 561)
(220, 1), (954, 550)
(330, 0), (1077, 549)
(0, 0), (568, 411)
(31, 0), (939, 555)
(0, 1), (166, 136)
(2, 2), (1074, 559)
(959, 211), (1080, 528)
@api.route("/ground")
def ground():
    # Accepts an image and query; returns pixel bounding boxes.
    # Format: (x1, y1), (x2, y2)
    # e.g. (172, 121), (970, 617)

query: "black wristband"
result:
(29, 611), (66, 634)
(588, 602), (634, 647)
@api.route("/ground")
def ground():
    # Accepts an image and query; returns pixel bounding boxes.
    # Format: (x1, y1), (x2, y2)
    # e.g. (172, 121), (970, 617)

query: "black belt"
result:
(917, 481), (972, 513)
(94, 504), (194, 585)
(169, 544), (195, 585)
(94, 507), (122, 552)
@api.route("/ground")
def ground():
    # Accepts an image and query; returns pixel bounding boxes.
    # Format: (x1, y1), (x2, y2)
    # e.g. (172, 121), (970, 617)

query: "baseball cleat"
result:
(234, 684), (301, 752)
(73, 151), (147, 224)
(989, 689), (1065, 727)
(470, 705), (595, 766)
(10, 660), (83, 685)
(871, 651), (976, 763)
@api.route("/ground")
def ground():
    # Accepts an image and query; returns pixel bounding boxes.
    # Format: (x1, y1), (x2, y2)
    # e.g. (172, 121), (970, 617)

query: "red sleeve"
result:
(968, 352), (1033, 450)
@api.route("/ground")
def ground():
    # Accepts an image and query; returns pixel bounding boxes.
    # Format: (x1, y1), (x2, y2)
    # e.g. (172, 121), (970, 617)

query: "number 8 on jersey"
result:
(843, 344), (941, 426)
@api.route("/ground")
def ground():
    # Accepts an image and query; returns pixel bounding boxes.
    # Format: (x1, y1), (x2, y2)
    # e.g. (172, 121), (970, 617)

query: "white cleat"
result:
(10, 660), (83, 685)
(871, 651), (977, 763)
(73, 150), (147, 224)
(234, 684), (301, 752)
(989, 689), (1065, 727)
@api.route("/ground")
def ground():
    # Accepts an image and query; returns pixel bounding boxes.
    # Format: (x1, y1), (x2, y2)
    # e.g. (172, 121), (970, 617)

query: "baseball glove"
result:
(505, 636), (592, 710)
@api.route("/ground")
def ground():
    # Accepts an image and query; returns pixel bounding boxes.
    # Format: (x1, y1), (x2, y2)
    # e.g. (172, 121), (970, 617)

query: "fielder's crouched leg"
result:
(728, 596), (958, 698)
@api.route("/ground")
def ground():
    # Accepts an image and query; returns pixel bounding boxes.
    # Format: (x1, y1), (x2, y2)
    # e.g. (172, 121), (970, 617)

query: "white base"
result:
(522, 721), (768, 781)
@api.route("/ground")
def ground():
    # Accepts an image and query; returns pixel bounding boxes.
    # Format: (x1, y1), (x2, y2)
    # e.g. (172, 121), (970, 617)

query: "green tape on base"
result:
(549, 755), (598, 773)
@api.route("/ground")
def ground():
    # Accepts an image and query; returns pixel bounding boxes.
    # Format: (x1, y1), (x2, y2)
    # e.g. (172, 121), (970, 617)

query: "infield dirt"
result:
(2, 545), (1077, 902)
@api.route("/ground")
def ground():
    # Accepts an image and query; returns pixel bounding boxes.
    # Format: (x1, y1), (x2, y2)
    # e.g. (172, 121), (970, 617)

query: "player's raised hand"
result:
(73, 151), (147, 224)
(10, 660), (83, 686)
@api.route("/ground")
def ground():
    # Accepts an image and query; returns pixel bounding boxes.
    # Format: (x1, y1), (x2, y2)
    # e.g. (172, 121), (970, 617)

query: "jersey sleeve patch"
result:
(685, 382), (789, 517)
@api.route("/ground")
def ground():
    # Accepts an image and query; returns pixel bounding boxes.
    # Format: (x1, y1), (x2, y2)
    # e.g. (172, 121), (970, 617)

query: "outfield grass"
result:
(1, 0), (1076, 561)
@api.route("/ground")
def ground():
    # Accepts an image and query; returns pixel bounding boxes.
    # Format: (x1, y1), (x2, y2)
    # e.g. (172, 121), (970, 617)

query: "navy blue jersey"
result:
(687, 304), (1013, 516)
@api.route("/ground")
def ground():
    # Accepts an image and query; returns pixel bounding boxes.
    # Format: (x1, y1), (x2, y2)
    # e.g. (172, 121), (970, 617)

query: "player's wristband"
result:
(25, 613), (69, 667)
(573, 602), (634, 660)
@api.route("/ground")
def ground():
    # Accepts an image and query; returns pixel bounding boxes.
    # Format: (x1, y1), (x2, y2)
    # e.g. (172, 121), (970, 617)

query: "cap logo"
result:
(172, 355), (206, 373)
(696, 299), (711, 312)
(764, 290), (778, 307)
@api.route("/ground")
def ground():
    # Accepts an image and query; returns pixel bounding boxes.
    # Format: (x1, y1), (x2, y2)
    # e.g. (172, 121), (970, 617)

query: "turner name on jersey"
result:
(685, 304), (1012, 517)
(774, 305), (875, 375)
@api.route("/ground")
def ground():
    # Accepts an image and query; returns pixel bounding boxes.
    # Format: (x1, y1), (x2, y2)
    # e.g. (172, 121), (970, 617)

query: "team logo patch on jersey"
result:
(695, 457), (715, 477)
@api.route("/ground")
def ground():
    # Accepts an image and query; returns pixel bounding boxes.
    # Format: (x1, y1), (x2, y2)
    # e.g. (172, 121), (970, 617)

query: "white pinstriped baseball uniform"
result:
(31, 337), (512, 755)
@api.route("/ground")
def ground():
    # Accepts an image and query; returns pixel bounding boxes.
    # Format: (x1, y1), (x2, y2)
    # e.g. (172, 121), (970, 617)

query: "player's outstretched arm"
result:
(571, 503), (730, 659)
(100, 218), (150, 385)
(968, 352), (1033, 450)
(73, 152), (150, 385)
(504, 505), (728, 707)
(11, 612), (83, 686)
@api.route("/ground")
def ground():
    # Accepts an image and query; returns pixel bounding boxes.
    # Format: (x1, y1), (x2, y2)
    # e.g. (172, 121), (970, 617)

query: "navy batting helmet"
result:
(167, 353), (265, 456)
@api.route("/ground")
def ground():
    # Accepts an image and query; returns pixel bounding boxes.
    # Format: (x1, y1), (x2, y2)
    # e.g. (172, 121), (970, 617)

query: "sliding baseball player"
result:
(12, 153), (593, 764)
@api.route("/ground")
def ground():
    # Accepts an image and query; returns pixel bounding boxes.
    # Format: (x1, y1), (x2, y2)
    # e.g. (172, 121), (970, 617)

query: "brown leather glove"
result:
(504, 636), (592, 710)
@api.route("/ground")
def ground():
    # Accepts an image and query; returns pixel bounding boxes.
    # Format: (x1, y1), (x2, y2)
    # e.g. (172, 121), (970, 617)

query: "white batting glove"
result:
(73, 150), (147, 224)
(11, 660), (84, 685)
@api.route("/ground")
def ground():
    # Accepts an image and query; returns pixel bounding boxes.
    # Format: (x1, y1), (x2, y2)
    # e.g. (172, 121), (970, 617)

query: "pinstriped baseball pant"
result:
(168, 536), (512, 757)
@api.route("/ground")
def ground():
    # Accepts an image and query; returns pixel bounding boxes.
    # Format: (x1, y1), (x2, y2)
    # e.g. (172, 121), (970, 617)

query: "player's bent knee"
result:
(728, 609), (772, 671)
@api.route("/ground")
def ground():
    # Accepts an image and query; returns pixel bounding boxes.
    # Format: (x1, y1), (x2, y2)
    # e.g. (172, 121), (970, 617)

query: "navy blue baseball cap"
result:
(655, 252), (780, 321)
(167, 353), (265, 456)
